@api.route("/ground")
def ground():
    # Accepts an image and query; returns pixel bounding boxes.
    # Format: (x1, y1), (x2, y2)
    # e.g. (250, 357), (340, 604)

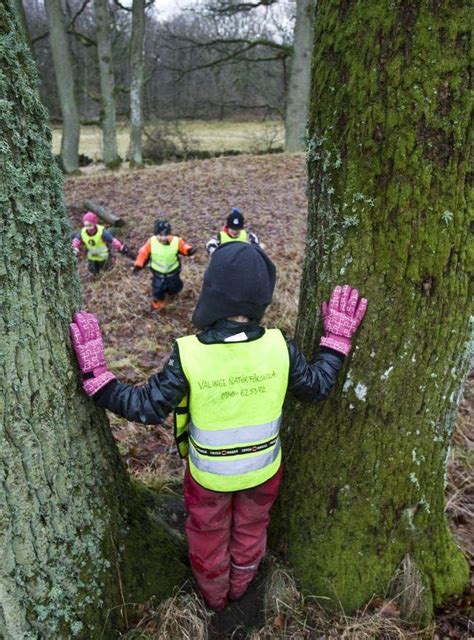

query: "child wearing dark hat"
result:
(132, 219), (196, 310)
(70, 242), (367, 611)
(206, 207), (260, 255)
(72, 211), (135, 276)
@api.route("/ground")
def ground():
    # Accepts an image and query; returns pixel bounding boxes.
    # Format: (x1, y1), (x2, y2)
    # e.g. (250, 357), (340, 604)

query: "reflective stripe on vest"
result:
(218, 229), (248, 245)
(150, 236), (180, 273)
(189, 416), (281, 446)
(81, 225), (108, 261)
(189, 439), (281, 476)
(176, 329), (289, 492)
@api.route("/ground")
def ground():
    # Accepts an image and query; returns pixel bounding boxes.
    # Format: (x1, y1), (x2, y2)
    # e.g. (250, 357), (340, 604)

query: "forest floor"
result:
(64, 154), (473, 639)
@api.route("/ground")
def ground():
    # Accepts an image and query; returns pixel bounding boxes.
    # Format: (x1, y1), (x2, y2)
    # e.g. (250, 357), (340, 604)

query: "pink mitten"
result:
(70, 311), (115, 396)
(319, 285), (368, 356)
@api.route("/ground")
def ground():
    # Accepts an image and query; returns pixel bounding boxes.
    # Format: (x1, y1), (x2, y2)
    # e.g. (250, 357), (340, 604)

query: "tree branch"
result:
(167, 46), (287, 78)
(70, 30), (97, 47)
(69, 0), (91, 29)
(31, 31), (49, 45)
(31, 28), (96, 47)
(204, 0), (278, 16)
(112, 0), (132, 11)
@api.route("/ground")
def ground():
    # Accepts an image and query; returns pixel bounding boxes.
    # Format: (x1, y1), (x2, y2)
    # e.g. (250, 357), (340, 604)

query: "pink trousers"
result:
(183, 465), (283, 610)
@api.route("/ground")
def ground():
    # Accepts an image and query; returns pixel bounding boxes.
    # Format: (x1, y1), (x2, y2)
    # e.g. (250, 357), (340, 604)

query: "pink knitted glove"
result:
(72, 237), (81, 256)
(319, 285), (368, 356)
(69, 311), (116, 396)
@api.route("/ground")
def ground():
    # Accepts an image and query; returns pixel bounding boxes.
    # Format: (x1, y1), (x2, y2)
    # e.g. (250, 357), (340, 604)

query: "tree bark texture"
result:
(129, 0), (145, 168)
(274, 0), (472, 620)
(0, 8), (188, 638)
(93, 0), (120, 169)
(9, 0), (31, 50)
(285, 0), (315, 152)
(44, 0), (80, 174)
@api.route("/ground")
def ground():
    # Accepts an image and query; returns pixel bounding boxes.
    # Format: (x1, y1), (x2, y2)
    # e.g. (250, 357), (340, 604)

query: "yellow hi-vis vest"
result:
(175, 329), (289, 492)
(81, 225), (109, 261)
(150, 236), (180, 273)
(218, 229), (248, 245)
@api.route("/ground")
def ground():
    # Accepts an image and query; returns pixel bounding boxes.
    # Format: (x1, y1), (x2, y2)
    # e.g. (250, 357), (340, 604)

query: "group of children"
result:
(72, 207), (260, 309)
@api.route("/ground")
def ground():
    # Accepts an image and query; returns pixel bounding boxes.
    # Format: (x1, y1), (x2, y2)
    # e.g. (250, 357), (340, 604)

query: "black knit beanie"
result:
(192, 243), (276, 330)
(226, 209), (244, 229)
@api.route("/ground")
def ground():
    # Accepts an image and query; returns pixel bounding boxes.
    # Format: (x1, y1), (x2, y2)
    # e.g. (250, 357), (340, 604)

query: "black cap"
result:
(226, 208), (244, 230)
(154, 219), (171, 235)
(192, 243), (276, 330)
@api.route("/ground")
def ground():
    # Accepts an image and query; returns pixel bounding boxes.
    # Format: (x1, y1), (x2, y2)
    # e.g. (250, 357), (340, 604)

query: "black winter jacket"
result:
(95, 319), (344, 423)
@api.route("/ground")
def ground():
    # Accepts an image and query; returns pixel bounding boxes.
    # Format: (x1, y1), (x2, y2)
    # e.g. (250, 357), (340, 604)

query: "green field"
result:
(51, 120), (285, 161)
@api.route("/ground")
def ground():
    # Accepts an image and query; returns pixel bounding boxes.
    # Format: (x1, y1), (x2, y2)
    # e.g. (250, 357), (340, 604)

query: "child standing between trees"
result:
(72, 211), (135, 276)
(70, 242), (367, 611)
(132, 219), (197, 310)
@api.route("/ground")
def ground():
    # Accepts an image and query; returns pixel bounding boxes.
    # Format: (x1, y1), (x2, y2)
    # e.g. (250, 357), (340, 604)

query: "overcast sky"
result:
(154, 0), (192, 18)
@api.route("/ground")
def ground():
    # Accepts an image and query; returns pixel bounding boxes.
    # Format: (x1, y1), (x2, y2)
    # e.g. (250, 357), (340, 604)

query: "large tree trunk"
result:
(274, 0), (471, 621)
(0, 7), (188, 639)
(44, 0), (80, 174)
(9, 0), (31, 49)
(94, 0), (121, 169)
(284, 0), (315, 152)
(129, 0), (146, 168)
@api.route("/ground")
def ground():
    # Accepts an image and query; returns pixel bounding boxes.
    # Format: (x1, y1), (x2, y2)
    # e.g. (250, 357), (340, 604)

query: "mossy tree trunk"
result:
(285, 0), (315, 152)
(274, 0), (472, 620)
(94, 0), (120, 169)
(0, 8), (188, 639)
(129, 0), (145, 168)
(9, 0), (31, 49)
(44, 0), (80, 174)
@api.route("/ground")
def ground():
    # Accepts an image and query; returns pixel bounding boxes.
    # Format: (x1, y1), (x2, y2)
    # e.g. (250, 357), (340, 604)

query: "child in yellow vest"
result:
(206, 208), (260, 256)
(72, 211), (134, 275)
(132, 219), (196, 310)
(70, 243), (367, 610)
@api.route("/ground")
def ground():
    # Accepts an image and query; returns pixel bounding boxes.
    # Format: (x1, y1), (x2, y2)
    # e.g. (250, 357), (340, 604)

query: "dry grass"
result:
(123, 588), (212, 639)
(51, 120), (285, 161)
(253, 566), (434, 640)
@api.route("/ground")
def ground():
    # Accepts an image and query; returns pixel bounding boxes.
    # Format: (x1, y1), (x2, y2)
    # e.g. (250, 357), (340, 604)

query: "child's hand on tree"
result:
(319, 285), (368, 356)
(69, 311), (116, 396)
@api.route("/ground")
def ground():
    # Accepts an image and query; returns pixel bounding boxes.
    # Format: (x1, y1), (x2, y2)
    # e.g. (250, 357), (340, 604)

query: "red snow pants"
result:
(183, 465), (283, 610)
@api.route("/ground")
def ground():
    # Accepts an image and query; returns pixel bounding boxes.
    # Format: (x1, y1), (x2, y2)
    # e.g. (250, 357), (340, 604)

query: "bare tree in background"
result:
(129, 0), (146, 167)
(44, 0), (80, 172)
(94, 0), (121, 167)
(285, 0), (314, 151)
(23, 0), (299, 128)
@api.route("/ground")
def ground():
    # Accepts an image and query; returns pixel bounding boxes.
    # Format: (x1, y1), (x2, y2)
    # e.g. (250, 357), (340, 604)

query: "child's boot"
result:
(151, 299), (166, 311)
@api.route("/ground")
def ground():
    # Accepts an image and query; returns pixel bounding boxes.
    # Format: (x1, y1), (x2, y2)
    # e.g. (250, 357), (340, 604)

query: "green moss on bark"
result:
(1, 8), (188, 638)
(273, 0), (472, 620)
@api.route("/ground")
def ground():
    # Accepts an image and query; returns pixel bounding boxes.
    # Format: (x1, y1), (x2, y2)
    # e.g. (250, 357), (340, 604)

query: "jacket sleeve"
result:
(285, 336), (345, 403)
(94, 343), (189, 424)
(134, 239), (152, 268)
(177, 237), (193, 255)
(101, 228), (124, 251)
